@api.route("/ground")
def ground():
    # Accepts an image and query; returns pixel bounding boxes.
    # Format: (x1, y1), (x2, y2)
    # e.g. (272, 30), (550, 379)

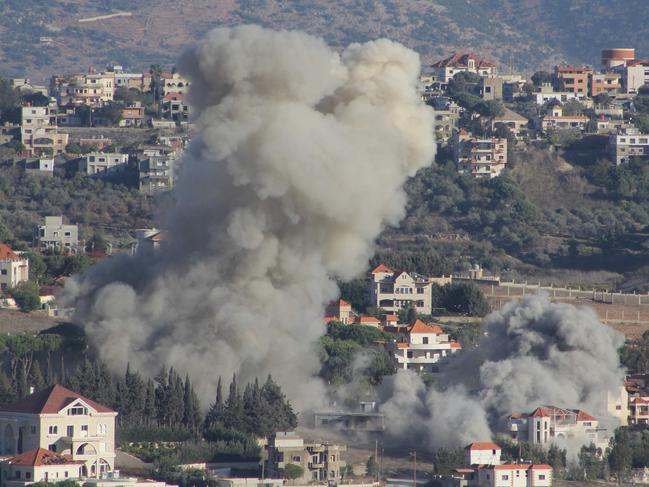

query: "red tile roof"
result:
(450, 340), (462, 349)
(370, 263), (393, 274)
(530, 406), (553, 417)
(493, 464), (552, 471)
(8, 448), (81, 467)
(576, 410), (597, 422)
(0, 243), (20, 261)
(355, 316), (381, 324)
(408, 319), (443, 335)
(0, 384), (115, 414)
(467, 442), (500, 451)
(431, 52), (495, 69)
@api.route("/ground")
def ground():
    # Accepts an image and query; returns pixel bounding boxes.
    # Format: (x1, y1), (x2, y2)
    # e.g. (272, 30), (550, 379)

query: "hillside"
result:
(3, 0), (649, 81)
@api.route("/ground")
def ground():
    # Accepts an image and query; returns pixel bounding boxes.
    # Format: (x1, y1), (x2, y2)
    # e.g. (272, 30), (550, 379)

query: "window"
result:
(0, 270), (6, 276)
(48, 444), (57, 452)
(616, 405), (622, 410)
(539, 475), (546, 480)
(64, 232), (71, 237)
(502, 475), (509, 480)
(423, 337), (429, 345)
(48, 425), (58, 435)
(292, 456), (301, 462)
(67, 406), (88, 416)
(25, 472), (31, 480)
(81, 425), (88, 435)
(15, 471), (21, 479)
(67, 425), (74, 437)
(97, 424), (107, 435)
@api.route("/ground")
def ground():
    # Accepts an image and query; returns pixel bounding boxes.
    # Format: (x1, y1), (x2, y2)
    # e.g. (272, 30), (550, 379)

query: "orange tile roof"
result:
(0, 243), (20, 261)
(530, 406), (553, 417)
(338, 299), (351, 308)
(0, 384), (115, 414)
(631, 397), (649, 405)
(576, 410), (597, 422)
(370, 263), (393, 274)
(493, 464), (552, 470)
(431, 52), (495, 69)
(450, 340), (462, 349)
(396, 343), (409, 349)
(467, 442), (501, 451)
(8, 448), (81, 467)
(356, 316), (380, 324)
(408, 319), (443, 334)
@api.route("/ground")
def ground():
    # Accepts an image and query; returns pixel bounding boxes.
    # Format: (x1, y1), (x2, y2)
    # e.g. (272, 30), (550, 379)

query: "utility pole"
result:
(411, 450), (417, 487)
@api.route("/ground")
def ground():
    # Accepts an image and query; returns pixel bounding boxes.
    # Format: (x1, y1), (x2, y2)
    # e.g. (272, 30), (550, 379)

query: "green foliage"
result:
(283, 463), (305, 480)
(430, 283), (490, 316)
(634, 95), (649, 114)
(0, 77), (22, 124)
(338, 278), (371, 313)
(633, 113), (649, 134)
(578, 443), (606, 481)
(500, 438), (566, 469)
(609, 427), (634, 481)
(326, 322), (392, 345)
(366, 455), (378, 477)
(29, 481), (81, 487)
(432, 447), (465, 474)
(531, 71), (552, 86)
(561, 100), (584, 116)
(153, 465), (216, 487)
(593, 93), (611, 107)
(9, 281), (40, 311)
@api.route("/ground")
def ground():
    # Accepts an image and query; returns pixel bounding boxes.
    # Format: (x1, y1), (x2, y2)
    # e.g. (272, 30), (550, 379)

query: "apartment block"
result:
(138, 156), (174, 195)
(454, 130), (508, 178)
(80, 153), (129, 177)
(264, 432), (345, 483)
(20, 106), (68, 157)
(609, 127), (649, 164)
(555, 66), (592, 96)
(621, 60), (649, 94)
(0, 244), (29, 291)
(389, 320), (461, 373)
(538, 105), (589, 133)
(57, 71), (115, 107)
(34, 216), (79, 251)
(161, 93), (191, 122)
(590, 72), (622, 96)
(161, 72), (190, 96)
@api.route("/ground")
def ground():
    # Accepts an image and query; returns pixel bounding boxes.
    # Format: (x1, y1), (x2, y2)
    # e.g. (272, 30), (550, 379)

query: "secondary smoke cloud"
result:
(380, 294), (626, 450)
(63, 25), (435, 407)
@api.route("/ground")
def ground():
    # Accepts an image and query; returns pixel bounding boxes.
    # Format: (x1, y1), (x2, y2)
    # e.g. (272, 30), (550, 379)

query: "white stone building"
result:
(389, 320), (461, 373)
(609, 126), (649, 164)
(33, 216), (78, 252)
(0, 244), (29, 292)
(2, 447), (83, 487)
(430, 52), (497, 83)
(80, 153), (129, 177)
(20, 106), (68, 157)
(465, 442), (501, 467)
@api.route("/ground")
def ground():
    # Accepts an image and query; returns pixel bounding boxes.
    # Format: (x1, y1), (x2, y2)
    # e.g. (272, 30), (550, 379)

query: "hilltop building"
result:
(324, 299), (353, 324)
(138, 156), (174, 195)
(554, 66), (592, 96)
(602, 48), (636, 69)
(388, 320), (461, 373)
(0, 244), (29, 291)
(431, 52), (497, 83)
(368, 264), (451, 315)
(0, 384), (117, 479)
(54, 70), (115, 107)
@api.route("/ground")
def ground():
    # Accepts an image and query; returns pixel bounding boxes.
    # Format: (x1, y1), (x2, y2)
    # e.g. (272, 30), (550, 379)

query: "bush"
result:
(283, 463), (305, 480)
(9, 281), (40, 312)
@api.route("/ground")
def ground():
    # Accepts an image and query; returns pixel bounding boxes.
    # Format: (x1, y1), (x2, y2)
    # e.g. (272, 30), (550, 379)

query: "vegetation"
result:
(8, 281), (40, 311)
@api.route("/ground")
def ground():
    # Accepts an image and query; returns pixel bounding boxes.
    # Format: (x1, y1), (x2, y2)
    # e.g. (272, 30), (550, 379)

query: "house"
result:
(554, 66), (592, 96)
(0, 244), (29, 291)
(119, 102), (145, 128)
(162, 93), (191, 122)
(388, 319), (461, 373)
(161, 72), (190, 96)
(33, 216), (78, 252)
(531, 84), (581, 105)
(434, 101), (461, 145)
(538, 105), (589, 133)
(465, 442), (501, 467)
(20, 106), (68, 157)
(506, 405), (608, 450)
(590, 72), (622, 97)
(368, 264), (451, 315)
(431, 52), (497, 83)
(22, 158), (54, 176)
(56, 70), (115, 107)
(0, 384), (117, 478)
(80, 153), (129, 177)
(265, 432), (345, 483)
(609, 126), (649, 164)
(629, 397), (649, 425)
(135, 230), (168, 253)
(2, 448), (83, 487)
(454, 130), (508, 178)
(138, 156), (174, 195)
(491, 108), (528, 140)
(324, 299), (353, 324)
(313, 402), (384, 434)
(620, 60), (649, 94)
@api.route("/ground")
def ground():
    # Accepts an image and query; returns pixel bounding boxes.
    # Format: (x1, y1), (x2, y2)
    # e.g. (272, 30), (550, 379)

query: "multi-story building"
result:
(454, 131), (508, 178)
(531, 84), (581, 105)
(80, 153), (129, 177)
(0, 244), (29, 292)
(431, 52), (497, 83)
(264, 432), (345, 483)
(59, 71), (115, 107)
(465, 442), (502, 467)
(555, 66), (592, 96)
(20, 106), (68, 157)
(161, 93), (190, 123)
(138, 156), (174, 195)
(369, 264), (451, 315)
(324, 299), (353, 324)
(621, 60), (649, 94)
(538, 105), (589, 133)
(609, 126), (649, 164)
(119, 102), (145, 128)
(434, 102), (461, 145)
(0, 384), (118, 478)
(590, 72), (622, 97)
(161, 73), (190, 96)
(33, 216), (79, 252)
(389, 319), (461, 373)
(629, 397), (649, 425)
(506, 405), (608, 450)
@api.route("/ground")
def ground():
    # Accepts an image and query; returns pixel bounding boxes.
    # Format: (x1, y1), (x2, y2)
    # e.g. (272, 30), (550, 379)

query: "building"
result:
(20, 106), (68, 157)
(454, 131), (508, 178)
(138, 156), (174, 195)
(22, 158), (54, 176)
(389, 319), (461, 373)
(431, 53), (497, 83)
(368, 264), (451, 315)
(538, 105), (589, 133)
(609, 126), (649, 164)
(161, 73), (191, 96)
(119, 102), (145, 128)
(465, 443), (501, 467)
(602, 48), (636, 70)
(56, 71), (115, 107)
(491, 108), (529, 140)
(554, 66), (592, 96)
(264, 432), (346, 483)
(480, 77), (503, 101)
(629, 397), (649, 425)
(34, 216), (79, 252)
(531, 84), (581, 105)
(2, 448), (83, 487)
(161, 93), (191, 122)
(80, 153), (129, 177)
(434, 102), (461, 145)
(621, 60), (649, 94)
(0, 384), (117, 478)
(506, 405), (608, 449)
(0, 244), (29, 291)
(324, 299), (353, 324)
(313, 402), (384, 434)
(590, 72), (622, 97)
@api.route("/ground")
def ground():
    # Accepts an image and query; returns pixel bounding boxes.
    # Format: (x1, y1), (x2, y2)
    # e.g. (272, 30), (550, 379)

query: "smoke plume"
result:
(63, 25), (435, 408)
(380, 294), (626, 450)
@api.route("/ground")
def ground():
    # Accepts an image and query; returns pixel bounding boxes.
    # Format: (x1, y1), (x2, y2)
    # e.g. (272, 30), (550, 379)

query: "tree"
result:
(632, 113), (649, 134)
(25, 252), (46, 283)
(476, 100), (503, 118)
(609, 427), (633, 483)
(366, 455), (378, 478)
(9, 281), (40, 312)
(531, 71), (552, 87)
(28, 360), (45, 391)
(283, 464), (304, 480)
(593, 93), (612, 107)
(562, 100), (584, 116)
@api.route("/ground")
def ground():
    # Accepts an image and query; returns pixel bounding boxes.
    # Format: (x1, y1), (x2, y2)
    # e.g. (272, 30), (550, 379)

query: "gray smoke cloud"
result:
(63, 25), (435, 408)
(380, 294), (626, 450)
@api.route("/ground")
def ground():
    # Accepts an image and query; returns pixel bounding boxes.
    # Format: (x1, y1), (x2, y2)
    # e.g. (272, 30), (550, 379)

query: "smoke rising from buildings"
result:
(63, 25), (436, 407)
(380, 294), (626, 450)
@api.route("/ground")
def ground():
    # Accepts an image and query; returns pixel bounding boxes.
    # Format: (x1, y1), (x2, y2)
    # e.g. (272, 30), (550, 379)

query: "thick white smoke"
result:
(380, 294), (626, 450)
(63, 25), (435, 408)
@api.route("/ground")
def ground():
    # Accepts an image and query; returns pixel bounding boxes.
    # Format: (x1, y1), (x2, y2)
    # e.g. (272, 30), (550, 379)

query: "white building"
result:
(531, 85), (581, 105)
(430, 52), (497, 83)
(0, 244), (29, 292)
(3, 448), (83, 487)
(0, 385), (118, 478)
(621, 60), (649, 94)
(20, 106), (68, 157)
(34, 216), (78, 252)
(80, 153), (129, 176)
(538, 105), (589, 133)
(465, 442), (501, 466)
(389, 320), (461, 373)
(454, 131), (508, 179)
(369, 264), (451, 315)
(161, 72), (191, 95)
(506, 405), (608, 450)
(609, 126), (649, 164)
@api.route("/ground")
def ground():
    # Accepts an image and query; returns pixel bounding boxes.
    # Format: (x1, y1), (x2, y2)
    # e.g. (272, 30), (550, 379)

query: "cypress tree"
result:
(59, 355), (66, 386)
(0, 371), (16, 406)
(205, 377), (224, 431)
(182, 374), (201, 434)
(28, 360), (45, 391)
(155, 365), (169, 426)
(16, 362), (29, 398)
(45, 355), (55, 387)
(144, 379), (156, 426)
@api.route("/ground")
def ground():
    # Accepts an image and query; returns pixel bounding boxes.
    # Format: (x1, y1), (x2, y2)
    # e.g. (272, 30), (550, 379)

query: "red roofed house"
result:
(465, 442), (501, 466)
(431, 52), (497, 83)
(0, 384), (117, 478)
(324, 299), (353, 324)
(368, 264), (451, 315)
(0, 244), (29, 291)
(353, 316), (381, 327)
(388, 319), (461, 373)
(629, 396), (649, 425)
(506, 405), (608, 449)
(2, 447), (83, 487)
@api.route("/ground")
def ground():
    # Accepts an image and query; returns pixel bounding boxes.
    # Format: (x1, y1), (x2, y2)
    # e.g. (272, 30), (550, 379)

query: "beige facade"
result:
(20, 107), (68, 157)
(0, 385), (117, 479)
(431, 52), (497, 83)
(2, 448), (83, 487)
(161, 73), (190, 96)
(454, 131), (508, 178)
(389, 320), (461, 373)
(34, 216), (79, 252)
(0, 245), (29, 291)
(59, 72), (115, 107)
